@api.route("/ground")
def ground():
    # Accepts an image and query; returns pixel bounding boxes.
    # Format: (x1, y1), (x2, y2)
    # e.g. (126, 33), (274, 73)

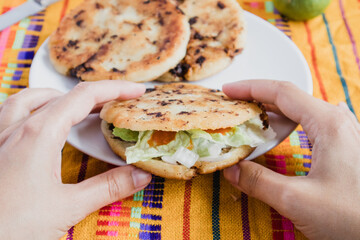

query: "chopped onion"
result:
(208, 142), (226, 156)
(264, 127), (277, 141)
(161, 155), (177, 165)
(162, 147), (199, 168)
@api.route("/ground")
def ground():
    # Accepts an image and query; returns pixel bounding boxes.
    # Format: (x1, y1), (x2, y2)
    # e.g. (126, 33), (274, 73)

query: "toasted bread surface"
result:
(100, 83), (264, 131)
(49, 0), (190, 82)
(157, 0), (246, 82)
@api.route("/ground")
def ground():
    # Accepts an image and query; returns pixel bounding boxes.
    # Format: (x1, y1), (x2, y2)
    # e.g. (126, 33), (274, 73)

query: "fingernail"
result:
(224, 164), (240, 185)
(132, 168), (151, 188)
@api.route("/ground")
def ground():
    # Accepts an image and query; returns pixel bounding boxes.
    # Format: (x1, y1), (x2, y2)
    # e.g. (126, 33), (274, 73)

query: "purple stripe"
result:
(139, 231), (161, 240)
(303, 163), (312, 168)
(66, 226), (74, 240)
(141, 214), (162, 221)
(66, 154), (89, 237)
(241, 193), (251, 240)
(27, 24), (42, 31)
(142, 176), (164, 209)
(8, 85), (26, 88)
(275, 23), (289, 27)
(12, 64), (31, 68)
(17, 51), (34, 60)
(77, 154), (89, 182)
(339, 0), (360, 72)
(275, 18), (288, 23)
(140, 223), (161, 231)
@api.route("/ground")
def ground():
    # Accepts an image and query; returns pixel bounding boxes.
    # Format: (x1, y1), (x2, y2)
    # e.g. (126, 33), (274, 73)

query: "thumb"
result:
(71, 165), (151, 218)
(224, 160), (294, 212)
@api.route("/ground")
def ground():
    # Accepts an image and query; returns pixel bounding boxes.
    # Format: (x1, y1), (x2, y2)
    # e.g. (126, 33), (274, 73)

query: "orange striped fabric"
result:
(0, 0), (359, 239)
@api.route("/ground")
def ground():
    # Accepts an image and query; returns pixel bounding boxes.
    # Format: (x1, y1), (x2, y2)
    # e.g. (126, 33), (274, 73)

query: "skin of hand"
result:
(223, 80), (360, 240)
(0, 81), (152, 240)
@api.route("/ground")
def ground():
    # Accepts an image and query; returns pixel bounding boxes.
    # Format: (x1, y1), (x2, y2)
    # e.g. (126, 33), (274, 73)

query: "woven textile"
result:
(0, 0), (359, 239)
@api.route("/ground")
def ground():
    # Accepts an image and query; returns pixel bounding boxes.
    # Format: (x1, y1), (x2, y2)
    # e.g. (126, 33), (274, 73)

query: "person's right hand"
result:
(223, 80), (360, 240)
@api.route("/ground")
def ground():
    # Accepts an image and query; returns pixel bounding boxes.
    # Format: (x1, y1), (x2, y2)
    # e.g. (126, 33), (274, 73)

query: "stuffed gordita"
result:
(100, 83), (275, 180)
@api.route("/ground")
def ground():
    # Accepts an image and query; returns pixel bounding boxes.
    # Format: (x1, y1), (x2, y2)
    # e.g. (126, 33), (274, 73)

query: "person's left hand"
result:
(0, 81), (152, 240)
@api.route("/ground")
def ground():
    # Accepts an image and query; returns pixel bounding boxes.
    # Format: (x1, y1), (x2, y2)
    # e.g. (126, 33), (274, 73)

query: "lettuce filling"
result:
(111, 116), (275, 165)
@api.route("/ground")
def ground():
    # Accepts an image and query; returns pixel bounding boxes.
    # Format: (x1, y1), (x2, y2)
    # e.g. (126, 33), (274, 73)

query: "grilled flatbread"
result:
(100, 83), (264, 131)
(49, 0), (190, 82)
(157, 0), (246, 82)
(100, 83), (270, 180)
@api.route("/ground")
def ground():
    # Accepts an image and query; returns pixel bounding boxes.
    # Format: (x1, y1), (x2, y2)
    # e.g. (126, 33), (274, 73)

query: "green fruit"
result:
(273, 0), (332, 21)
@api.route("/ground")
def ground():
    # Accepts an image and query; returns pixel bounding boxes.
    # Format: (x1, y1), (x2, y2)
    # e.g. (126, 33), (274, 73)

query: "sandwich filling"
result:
(110, 115), (275, 168)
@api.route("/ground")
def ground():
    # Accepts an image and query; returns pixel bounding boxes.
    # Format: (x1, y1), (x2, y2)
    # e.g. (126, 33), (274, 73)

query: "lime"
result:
(273, 0), (332, 21)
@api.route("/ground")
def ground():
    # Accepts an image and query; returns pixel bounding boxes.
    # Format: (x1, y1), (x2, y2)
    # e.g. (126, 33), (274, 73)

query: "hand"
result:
(0, 81), (152, 240)
(223, 80), (360, 240)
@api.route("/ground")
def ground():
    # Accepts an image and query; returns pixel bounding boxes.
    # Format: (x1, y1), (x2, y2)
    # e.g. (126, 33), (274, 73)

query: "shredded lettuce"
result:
(112, 127), (139, 142)
(125, 131), (191, 164)
(111, 116), (276, 165)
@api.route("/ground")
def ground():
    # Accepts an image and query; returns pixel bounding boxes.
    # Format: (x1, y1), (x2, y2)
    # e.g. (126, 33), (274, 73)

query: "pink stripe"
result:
(109, 212), (121, 217)
(266, 159), (286, 167)
(282, 220), (294, 231)
(265, 154), (285, 160)
(112, 201), (122, 206)
(284, 232), (296, 240)
(0, 27), (11, 61)
(271, 209), (295, 240)
(339, 0), (360, 72)
(97, 220), (130, 227)
(107, 231), (118, 236)
(101, 205), (122, 211)
(110, 205), (122, 211)
(250, 2), (259, 8)
(108, 221), (119, 226)
(269, 167), (287, 174)
(99, 211), (121, 216)
(97, 220), (120, 226)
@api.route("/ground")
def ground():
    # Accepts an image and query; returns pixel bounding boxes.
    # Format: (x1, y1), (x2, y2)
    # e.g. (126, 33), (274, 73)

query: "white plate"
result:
(29, 11), (312, 166)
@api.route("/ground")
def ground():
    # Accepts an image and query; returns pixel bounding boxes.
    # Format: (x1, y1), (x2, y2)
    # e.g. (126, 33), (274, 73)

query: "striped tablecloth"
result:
(0, 0), (359, 239)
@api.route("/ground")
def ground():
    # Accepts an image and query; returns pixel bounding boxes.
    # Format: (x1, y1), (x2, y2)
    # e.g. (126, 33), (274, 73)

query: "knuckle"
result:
(3, 93), (25, 108)
(106, 173), (125, 200)
(327, 108), (351, 132)
(244, 168), (264, 197)
(73, 82), (93, 94)
(21, 118), (44, 135)
(277, 81), (297, 92)
(43, 88), (63, 95)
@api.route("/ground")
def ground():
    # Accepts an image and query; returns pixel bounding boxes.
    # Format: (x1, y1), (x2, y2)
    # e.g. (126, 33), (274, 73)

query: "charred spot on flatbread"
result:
(49, 0), (190, 82)
(100, 83), (265, 132)
(157, 0), (246, 82)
